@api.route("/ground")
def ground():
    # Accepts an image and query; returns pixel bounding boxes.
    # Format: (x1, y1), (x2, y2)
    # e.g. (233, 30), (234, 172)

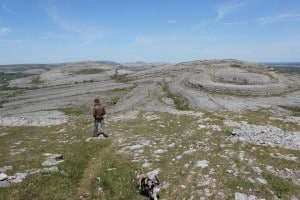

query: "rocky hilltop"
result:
(1, 59), (299, 117)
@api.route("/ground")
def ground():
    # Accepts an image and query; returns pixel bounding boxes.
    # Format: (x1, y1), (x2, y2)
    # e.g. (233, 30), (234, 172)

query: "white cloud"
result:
(0, 27), (11, 35)
(216, 0), (244, 21)
(168, 19), (177, 24)
(46, 0), (81, 34)
(44, 0), (104, 45)
(257, 13), (300, 23)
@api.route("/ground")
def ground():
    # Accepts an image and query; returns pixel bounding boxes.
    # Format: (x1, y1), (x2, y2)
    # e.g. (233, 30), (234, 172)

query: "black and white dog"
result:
(135, 168), (161, 200)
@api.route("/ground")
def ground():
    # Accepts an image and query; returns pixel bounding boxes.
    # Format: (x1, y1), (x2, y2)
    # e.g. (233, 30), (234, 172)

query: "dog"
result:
(135, 168), (161, 200)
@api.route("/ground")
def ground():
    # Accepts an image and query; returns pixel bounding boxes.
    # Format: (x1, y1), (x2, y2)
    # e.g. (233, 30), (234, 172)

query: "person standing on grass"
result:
(92, 98), (108, 137)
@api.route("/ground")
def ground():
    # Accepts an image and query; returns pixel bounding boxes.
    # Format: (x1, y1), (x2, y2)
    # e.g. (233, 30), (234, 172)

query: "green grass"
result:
(1, 110), (300, 199)
(262, 172), (294, 198)
(161, 82), (189, 110)
(230, 64), (241, 68)
(90, 154), (139, 199)
(31, 76), (44, 85)
(105, 86), (136, 106)
(0, 72), (30, 84)
(74, 68), (106, 75)
(279, 105), (300, 116)
(110, 74), (131, 83)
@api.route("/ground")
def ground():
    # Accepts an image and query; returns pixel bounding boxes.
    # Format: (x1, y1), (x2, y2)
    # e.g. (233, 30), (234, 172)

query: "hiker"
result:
(92, 98), (108, 137)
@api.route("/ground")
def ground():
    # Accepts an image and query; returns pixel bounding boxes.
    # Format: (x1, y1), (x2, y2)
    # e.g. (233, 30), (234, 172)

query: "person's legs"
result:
(100, 119), (108, 137)
(93, 121), (99, 137)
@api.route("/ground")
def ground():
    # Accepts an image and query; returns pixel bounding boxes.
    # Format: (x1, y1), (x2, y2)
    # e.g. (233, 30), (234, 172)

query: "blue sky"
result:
(0, 0), (300, 64)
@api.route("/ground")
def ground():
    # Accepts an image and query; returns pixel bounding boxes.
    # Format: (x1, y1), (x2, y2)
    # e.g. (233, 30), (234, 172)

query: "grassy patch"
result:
(0, 72), (30, 84)
(223, 129), (233, 136)
(105, 86), (135, 106)
(31, 76), (44, 85)
(74, 68), (106, 75)
(0, 117), (111, 200)
(110, 74), (131, 83)
(90, 154), (139, 199)
(230, 64), (241, 68)
(279, 105), (300, 116)
(262, 172), (294, 198)
(161, 82), (189, 110)
(237, 109), (271, 125)
(1, 110), (300, 199)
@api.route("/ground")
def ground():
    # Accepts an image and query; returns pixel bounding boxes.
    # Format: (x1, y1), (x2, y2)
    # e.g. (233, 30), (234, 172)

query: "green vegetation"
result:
(161, 82), (189, 110)
(110, 73), (131, 83)
(31, 76), (44, 85)
(107, 96), (119, 106)
(74, 68), (106, 75)
(223, 129), (233, 136)
(0, 72), (30, 84)
(230, 64), (241, 68)
(279, 105), (300, 116)
(1, 110), (299, 199)
(262, 172), (294, 198)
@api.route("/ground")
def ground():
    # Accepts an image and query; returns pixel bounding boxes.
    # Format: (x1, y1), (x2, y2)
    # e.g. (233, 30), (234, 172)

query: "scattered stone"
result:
(229, 124), (300, 150)
(217, 191), (226, 198)
(58, 128), (66, 133)
(291, 195), (299, 200)
(0, 173), (8, 181)
(256, 177), (268, 185)
(1, 152), (65, 188)
(0, 132), (8, 137)
(45, 166), (59, 173)
(235, 192), (259, 200)
(198, 125), (206, 129)
(269, 152), (297, 161)
(247, 177), (255, 183)
(27, 169), (41, 174)
(0, 111), (68, 126)
(0, 166), (12, 172)
(167, 143), (175, 148)
(9, 148), (26, 156)
(207, 125), (222, 131)
(196, 160), (209, 168)
(142, 162), (152, 168)
(197, 174), (217, 187)
(85, 136), (105, 142)
(184, 149), (196, 154)
(10, 173), (28, 183)
(0, 180), (10, 188)
(266, 166), (300, 186)
(42, 153), (64, 167)
(252, 166), (262, 175)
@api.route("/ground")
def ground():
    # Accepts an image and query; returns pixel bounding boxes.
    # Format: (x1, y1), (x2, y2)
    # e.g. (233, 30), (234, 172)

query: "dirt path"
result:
(77, 138), (117, 199)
